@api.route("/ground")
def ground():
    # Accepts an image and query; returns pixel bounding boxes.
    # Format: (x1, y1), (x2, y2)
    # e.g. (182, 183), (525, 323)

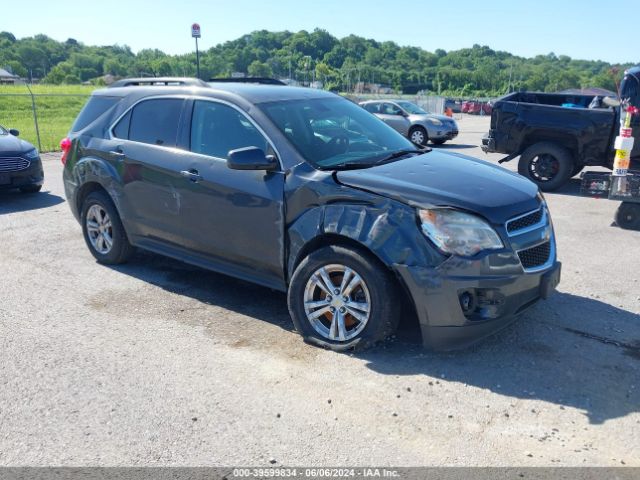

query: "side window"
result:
(190, 100), (268, 159)
(112, 110), (131, 139)
(128, 98), (183, 147)
(363, 103), (379, 113)
(382, 103), (402, 115)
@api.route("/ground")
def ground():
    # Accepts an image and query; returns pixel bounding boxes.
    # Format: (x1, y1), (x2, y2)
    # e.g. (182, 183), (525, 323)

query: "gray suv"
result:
(62, 78), (559, 352)
(360, 100), (458, 146)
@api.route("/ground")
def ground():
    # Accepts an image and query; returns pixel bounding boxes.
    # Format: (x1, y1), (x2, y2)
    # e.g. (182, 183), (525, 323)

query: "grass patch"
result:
(0, 85), (97, 152)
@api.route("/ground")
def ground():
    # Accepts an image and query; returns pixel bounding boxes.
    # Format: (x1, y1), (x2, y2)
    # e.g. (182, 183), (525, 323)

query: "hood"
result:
(0, 134), (34, 155)
(411, 113), (454, 123)
(335, 151), (540, 224)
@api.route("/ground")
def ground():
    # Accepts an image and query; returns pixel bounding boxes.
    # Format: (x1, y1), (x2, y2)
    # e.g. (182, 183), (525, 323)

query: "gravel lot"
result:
(0, 115), (638, 467)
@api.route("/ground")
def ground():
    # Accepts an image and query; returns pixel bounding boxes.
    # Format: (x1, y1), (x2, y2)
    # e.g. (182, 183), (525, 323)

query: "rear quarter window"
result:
(71, 96), (121, 132)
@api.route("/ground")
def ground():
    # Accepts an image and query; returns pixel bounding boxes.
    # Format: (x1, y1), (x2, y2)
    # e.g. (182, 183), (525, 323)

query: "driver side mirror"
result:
(9, 129), (19, 137)
(227, 147), (278, 171)
(397, 111), (408, 117)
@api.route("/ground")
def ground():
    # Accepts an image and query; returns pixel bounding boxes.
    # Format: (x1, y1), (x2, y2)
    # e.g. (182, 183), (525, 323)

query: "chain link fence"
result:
(0, 86), (91, 152)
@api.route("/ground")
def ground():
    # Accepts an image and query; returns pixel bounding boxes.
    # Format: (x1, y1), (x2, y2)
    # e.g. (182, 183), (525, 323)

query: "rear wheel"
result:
(81, 190), (134, 264)
(409, 126), (428, 147)
(518, 142), (574, 191)
(615, 202), (640, 230)
(288, 245), (400, 351)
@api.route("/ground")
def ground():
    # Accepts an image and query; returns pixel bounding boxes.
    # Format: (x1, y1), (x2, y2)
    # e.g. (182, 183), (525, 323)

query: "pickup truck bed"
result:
(482, 91), (633, 190)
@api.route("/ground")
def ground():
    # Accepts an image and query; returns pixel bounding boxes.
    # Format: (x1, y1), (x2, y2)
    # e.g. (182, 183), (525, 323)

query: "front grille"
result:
(507, 207), (543, 234)
(518, 241), (551, 270)
(0, 157), (30, 172)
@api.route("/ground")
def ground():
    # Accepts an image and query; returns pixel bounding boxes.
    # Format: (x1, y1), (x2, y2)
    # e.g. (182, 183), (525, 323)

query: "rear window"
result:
(71, 96), (121, 132)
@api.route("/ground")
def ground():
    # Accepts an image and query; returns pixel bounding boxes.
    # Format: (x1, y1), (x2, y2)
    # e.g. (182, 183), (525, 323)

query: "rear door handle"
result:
(180, 169), (203, 182)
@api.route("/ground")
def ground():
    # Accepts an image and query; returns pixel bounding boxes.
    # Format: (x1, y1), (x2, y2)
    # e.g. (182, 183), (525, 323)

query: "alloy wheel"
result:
(303, 264), (371, 342)
(86, 204), (113, 254)
(529, 154), (559, 182)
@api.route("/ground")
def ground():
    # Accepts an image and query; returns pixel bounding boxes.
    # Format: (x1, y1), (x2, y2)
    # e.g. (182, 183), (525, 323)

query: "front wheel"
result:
(409, 126), (428, 147)
(288, 245), (400, 351)
(518, 142), (574, 191)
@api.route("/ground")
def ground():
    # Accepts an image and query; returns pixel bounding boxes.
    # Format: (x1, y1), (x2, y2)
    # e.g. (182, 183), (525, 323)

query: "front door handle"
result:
(180, 169), (203, 182)
(109, 146), (125, 158)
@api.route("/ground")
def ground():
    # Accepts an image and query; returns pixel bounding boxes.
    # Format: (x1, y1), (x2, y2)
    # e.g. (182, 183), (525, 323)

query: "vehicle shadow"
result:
(108, 250), (292, 330)
(359, 292), (640, 425)
(543, 177), (585, 198)
(0, 189), (65, 214)
(108, 248), (640, 424)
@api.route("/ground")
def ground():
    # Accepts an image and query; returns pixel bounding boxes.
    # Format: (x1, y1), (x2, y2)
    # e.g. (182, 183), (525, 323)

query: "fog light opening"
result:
(459, 290), (477, 316)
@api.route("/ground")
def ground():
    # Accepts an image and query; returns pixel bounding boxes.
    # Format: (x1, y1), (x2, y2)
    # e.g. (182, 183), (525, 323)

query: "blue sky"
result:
(4, 0), (639, 63)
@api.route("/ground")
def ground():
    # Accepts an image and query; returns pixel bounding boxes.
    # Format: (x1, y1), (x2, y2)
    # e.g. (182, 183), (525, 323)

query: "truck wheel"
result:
(409, 126), (428, 146)
(615, 202), (640, 230)
(288, 245), (400, 352)
(518, 142), (574, 191)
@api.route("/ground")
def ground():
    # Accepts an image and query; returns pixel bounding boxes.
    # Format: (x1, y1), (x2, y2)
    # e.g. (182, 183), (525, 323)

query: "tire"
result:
(19, 184), (42, 193)
(432, 139), (447, 145)
(517, 142), (574, 191)
(288, 245), (400, 352)
(409, 126), (428, 147)
(615, 202), (640, 231)
(81, 190), (134, 264)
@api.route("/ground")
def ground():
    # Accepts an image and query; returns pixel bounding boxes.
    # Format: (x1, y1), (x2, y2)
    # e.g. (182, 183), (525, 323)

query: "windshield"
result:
(260, 97), (416, 169)
(396, 101), (428, 115)
(0, 125), (7, 135)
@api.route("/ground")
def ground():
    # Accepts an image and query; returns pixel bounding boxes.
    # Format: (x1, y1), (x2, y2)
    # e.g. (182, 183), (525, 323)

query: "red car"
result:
(462, 101), (492, 115)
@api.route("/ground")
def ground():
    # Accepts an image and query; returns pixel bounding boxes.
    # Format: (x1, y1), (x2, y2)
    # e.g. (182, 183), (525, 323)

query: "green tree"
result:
(248, 60), (273, 77)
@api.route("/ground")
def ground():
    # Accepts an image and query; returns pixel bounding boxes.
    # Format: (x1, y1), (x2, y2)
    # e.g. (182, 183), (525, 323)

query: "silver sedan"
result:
(360, 100), (458, 146)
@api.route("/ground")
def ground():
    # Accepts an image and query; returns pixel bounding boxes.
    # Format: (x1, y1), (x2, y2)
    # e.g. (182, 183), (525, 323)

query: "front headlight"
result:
(425, 118), (443, 126)
(24, 148), (39, 159)
(418, 208), (503, 257)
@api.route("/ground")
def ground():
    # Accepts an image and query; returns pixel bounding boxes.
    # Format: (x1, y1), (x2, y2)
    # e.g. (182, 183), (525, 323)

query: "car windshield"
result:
(260, 97), (417, 169)
(396, 101), (428, 115)
(0, 125), (7, 135)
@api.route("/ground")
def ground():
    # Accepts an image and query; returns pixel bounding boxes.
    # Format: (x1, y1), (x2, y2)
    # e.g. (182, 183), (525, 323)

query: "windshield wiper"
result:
(322, 148), (429, 171)
(373, 148), (429, 164)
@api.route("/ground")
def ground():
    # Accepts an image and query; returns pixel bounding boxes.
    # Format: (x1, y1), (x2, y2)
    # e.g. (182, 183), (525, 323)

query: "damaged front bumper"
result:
(395, 249), (561, 350)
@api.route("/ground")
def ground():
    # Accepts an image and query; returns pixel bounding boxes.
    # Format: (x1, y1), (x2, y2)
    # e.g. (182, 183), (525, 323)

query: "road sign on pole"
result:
(191, 23), (201, 79)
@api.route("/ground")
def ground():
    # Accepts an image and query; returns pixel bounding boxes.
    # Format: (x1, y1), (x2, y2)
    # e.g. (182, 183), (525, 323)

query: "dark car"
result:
(62, 78), (561, 351)
(0, 125), (43, 193)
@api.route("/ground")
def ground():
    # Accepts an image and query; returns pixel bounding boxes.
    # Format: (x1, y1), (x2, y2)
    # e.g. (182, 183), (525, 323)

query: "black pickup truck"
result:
(482, 66), (640, 190)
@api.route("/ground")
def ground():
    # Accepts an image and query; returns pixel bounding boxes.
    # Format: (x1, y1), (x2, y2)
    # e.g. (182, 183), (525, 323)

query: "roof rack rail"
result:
(208, 77), (286, 86)
(108, 77), (209, 88)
